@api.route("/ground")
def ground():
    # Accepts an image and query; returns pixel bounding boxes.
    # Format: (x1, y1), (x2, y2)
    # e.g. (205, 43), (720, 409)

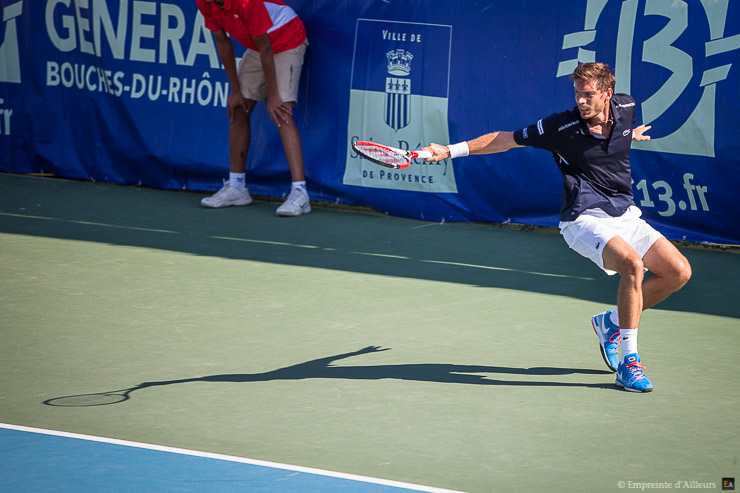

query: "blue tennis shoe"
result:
(591, 310), (620, 372)
(615, 353), (654, 392)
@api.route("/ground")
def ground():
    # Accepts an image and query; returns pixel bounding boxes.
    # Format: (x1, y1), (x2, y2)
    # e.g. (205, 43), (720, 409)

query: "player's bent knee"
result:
(622, 256), (645, 279)
(660, 255), (692, 292)
(674, 258), (692, 288)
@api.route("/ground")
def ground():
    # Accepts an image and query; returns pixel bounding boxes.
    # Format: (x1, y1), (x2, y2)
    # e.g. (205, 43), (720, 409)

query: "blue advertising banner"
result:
(1, 0), (738, 245)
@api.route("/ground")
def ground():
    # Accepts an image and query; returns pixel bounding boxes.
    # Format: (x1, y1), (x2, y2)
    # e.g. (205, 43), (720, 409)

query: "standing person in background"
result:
(197, 0), (311, 216)
(422, 63), (692, 393)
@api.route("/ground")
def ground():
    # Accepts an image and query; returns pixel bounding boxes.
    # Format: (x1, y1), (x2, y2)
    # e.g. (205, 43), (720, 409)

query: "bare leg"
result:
(603, 236), (645, 330)
(600, 236), (689, 392)
(640, 238), (692, 309)
(229, 100), (257, 173)
(602, 236), (692, 329)
(277, 102), (305, 182)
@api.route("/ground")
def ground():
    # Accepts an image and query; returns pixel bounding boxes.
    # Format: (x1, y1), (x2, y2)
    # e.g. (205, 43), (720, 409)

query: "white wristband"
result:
(447, 142), (469, 159)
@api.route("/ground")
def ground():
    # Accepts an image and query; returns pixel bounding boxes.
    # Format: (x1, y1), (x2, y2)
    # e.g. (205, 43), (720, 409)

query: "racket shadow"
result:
(43, 383), (159, 407)
(43, 346), (615, 407)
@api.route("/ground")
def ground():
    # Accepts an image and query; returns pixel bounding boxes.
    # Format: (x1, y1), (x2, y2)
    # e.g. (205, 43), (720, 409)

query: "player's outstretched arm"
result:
(422, 131), (523, 162)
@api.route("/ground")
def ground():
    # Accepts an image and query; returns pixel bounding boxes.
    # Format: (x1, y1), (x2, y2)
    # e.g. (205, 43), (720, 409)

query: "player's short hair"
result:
(571, 63), (616, 92)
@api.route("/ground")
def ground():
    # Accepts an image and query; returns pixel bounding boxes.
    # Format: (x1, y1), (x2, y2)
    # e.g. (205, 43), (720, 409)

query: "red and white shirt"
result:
(197, 0), (306, 53)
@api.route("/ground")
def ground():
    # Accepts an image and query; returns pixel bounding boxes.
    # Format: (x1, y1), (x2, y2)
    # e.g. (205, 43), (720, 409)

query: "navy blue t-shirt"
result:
(513, 93), (637, 221)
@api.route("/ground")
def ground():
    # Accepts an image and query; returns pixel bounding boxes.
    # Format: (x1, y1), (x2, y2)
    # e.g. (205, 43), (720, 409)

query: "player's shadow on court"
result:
(44, 346), (615, 407)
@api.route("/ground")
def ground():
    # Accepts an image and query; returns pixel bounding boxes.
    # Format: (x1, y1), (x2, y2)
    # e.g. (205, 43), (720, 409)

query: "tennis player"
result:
(422, 63), (692, 392)
(196, 0), (311, 216)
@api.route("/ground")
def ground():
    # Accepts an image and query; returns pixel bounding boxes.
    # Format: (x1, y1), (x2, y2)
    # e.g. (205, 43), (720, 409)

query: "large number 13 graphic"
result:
(558, 0), (738, 158)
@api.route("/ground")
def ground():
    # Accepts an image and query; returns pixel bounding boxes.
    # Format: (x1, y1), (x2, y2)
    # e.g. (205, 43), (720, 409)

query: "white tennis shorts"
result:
(237, 41), (307, 104)
(559, 206), (664, 275)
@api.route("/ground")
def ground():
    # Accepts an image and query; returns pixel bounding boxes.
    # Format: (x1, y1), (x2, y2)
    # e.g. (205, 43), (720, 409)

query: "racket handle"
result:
(413, 150), (432, 159)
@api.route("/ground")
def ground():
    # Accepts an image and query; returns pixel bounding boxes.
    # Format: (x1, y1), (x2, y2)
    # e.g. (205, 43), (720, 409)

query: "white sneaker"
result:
(276, 189), (311, 216)
(201, 182), (253, 208)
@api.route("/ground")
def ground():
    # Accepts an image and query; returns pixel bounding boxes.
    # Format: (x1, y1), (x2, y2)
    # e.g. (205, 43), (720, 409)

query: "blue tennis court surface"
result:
(0, 425), (461, 493)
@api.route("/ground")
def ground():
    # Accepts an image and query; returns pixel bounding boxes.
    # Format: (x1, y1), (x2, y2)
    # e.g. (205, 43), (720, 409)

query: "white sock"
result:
(229, 172), (246, 190)
(291, 181), (307, 194)
(621, 328), (638, 361)
(610, 308), (620, 327)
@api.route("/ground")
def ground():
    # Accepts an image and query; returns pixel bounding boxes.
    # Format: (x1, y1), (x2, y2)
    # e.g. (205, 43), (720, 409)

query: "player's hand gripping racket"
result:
(352, 141), (432, 169)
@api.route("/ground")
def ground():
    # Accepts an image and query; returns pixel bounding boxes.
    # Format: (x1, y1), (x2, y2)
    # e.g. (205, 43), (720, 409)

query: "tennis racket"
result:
(352, 141), (432, 169)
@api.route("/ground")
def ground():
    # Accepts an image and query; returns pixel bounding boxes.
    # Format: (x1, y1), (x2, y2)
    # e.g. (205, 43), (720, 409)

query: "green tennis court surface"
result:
(1, 173), (738, 492)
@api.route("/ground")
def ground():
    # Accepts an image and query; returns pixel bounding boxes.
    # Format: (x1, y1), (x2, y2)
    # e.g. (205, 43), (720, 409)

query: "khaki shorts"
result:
(237, 41), (307, 104)
(559, 206), (664, 275)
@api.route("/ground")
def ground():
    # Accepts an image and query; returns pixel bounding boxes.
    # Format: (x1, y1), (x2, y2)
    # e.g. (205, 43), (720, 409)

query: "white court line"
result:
(3, 212), (591, 281)
(351, 251), (411, 260)
(0, 212), (178, 234)
(421, 259), (596, 280)
(211, 235), (321, 249)
(0, 423), (466, 493)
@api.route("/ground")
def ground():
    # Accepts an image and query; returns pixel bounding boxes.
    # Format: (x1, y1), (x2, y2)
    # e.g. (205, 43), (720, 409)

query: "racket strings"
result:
(355, 144), (407, 167)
